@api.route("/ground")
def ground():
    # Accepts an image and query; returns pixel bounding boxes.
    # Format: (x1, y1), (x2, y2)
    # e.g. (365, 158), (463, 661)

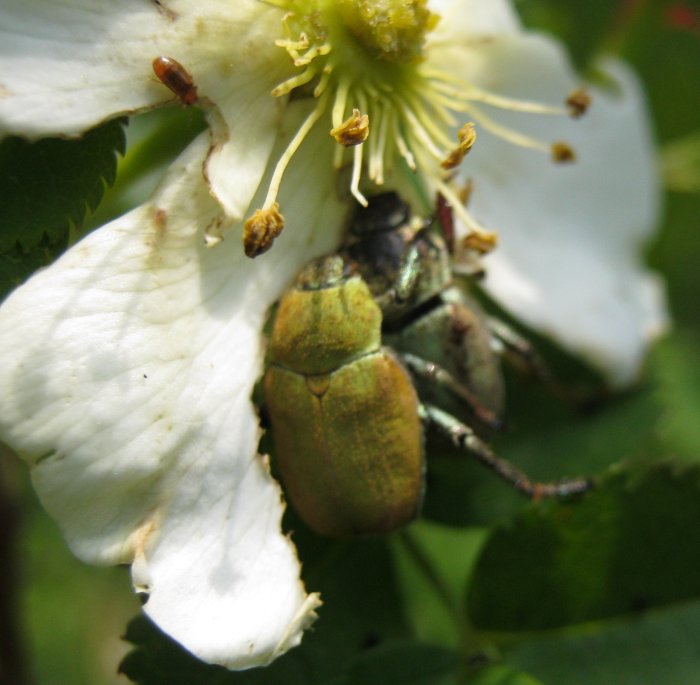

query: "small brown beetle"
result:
(152, 56), (198, 105)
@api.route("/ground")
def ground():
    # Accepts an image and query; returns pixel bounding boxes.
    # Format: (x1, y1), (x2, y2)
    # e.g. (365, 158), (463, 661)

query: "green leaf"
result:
(119, 616), (234, 685)
(391, 522), (487, 649)
(653, 330), (700, 462)
(505, 599), (700, 685)
(86, 107), (206, 231)
(662, 129), (700, 193)
(620, 3), (700, 143)
(343, 641), (460, 685)
(422, 374), (662, 528)
(467, 463), (700, 631)
(467, 664), (544, 685)
(0, 119), (126, 254)
(649, 189), (700, 328)
(0, 234), (67, 299)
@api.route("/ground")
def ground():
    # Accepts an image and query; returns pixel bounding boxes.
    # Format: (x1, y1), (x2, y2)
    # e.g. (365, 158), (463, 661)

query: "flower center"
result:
(335, 0), (437, 64)
(243, 0), (588, 258)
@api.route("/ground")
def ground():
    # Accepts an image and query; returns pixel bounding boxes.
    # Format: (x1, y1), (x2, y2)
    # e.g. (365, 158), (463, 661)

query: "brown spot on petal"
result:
(145, 207), (168, 256)
(153, 208), (168, 234)
(152, 0), (178, 20)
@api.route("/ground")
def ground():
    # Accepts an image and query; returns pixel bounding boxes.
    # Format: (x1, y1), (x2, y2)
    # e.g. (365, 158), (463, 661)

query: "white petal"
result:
(0, 0), (284, 139)
(428, 0), (521, 46)
(176, 1), (292, 222)
(202, 44), (292, 222)
(0, 0), (293, 233)
(453, 35), (667, 385)
(0, 103), (345, 667)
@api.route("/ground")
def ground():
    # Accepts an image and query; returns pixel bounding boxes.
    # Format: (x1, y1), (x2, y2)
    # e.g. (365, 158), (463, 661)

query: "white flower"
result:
(0, 0), (666, 669)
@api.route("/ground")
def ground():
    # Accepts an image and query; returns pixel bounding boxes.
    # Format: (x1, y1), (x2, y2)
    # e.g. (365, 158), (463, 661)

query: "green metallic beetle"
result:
(264, 194), (591, 538)
(340, 191), (505, 430)
(264, 256), (424, 537)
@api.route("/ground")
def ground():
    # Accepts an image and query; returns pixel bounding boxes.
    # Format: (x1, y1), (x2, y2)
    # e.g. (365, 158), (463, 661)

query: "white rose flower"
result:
(0, 0), (666, 669)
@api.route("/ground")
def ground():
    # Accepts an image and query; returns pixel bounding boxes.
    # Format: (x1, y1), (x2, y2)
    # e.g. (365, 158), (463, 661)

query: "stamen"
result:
(420, 65), (465, 88)
(436, 179), (498, 254)
(566, 89), (591, 118)
(459, 179), (473, 206)
(243, 204), (285, 258)
(406, 88), (457, 128)
(256, 0), (588, 261)
(444, 82), (571, 116)
(272, 63), (318, 97)
(466, 103), (552, 155)
(332, 77), (351, 129)
(333, 138), (344, 169)
(356, 88), (369, 124)
(313, 65), (333, 98)
(404, 94), (454, 149)
(395, 127), (417, 171)
(293, 43), (331, 67)
(274, 23), (311, 64)
(401, 106), (447, 162)
(425, 66), (588, 120)
(330, 108), (369, 146)
(551, 142), (576, 163)
(274, 35), (310, 52)
(369, 102), (389, 184)
(257, 91), (329, 213)
(349, 143), (368, 206)
(462, 231), (499, 254)
(441, 122), (476, 170)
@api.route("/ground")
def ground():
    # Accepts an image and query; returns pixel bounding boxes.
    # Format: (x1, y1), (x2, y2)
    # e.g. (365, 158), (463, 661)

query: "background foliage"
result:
(1, 0), (699, 683)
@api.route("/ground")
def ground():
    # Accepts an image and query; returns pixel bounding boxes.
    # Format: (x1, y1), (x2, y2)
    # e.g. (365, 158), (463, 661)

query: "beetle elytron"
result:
(264, 193), (591, 538)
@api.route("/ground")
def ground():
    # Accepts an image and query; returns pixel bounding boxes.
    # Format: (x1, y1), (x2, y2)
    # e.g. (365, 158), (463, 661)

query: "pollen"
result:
(330, 108), (369, 146)
(462, 230), (498, 255)
(243, 204), (285, 258)
(336, 0), (438, 64)
(441, 122), (476, 170)
(551, 142), (576, 163)
(566, 88), (591, 118)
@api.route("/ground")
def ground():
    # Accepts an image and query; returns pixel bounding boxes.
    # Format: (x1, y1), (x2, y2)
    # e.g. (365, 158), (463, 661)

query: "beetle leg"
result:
(420, 403), (593, 499)
(399, 352), (503, 430)
(487, 316), (607, 412)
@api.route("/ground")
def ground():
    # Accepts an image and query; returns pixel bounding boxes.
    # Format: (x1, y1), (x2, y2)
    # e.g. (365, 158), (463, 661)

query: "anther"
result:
(462, 231), (498, 255)
(243, 204), (285, 258)
(551, 142), (576, 163)
(441, 122), (477, 170)
(458, 179), (473, 206)
(566, 89), (591, 118)
(330, 108), (370, 146)
(437, 179), (498, 255)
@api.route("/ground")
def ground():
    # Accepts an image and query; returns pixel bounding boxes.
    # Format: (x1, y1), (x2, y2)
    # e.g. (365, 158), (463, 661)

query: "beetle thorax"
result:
(267, 263), (382, 376)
